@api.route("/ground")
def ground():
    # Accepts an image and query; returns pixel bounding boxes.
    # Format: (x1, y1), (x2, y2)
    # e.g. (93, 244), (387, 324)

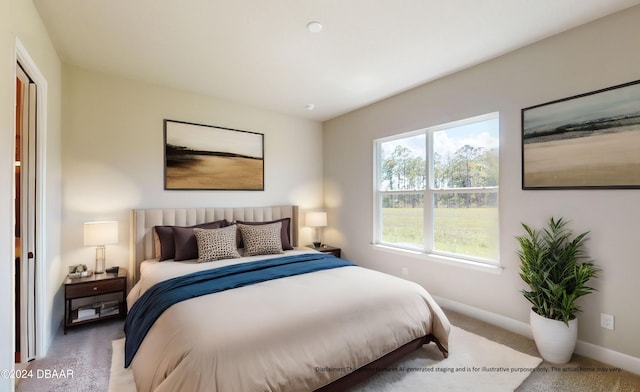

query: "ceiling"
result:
(34, 0), (640, 122)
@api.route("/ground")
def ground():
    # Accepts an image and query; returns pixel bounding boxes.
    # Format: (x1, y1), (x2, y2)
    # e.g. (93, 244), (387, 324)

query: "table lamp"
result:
(306, 211), (327, 248)
(84, 221), (118, 274)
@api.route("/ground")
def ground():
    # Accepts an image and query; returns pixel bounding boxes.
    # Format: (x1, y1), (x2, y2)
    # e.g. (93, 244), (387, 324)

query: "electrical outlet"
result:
(600, 313), (614, 330)
(401, 267), (409, 277)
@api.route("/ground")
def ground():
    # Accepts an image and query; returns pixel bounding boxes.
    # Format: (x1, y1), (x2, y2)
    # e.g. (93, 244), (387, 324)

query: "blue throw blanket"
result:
(124, 253), (355, 367)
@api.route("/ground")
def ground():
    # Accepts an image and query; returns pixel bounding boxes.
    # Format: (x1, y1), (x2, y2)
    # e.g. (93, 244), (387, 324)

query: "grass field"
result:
(382, 207), (499, 260)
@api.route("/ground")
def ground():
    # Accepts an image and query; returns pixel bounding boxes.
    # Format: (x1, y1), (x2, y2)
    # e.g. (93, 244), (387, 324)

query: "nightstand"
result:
(64, 268), (127, 334)
(312, 245), (341, 258)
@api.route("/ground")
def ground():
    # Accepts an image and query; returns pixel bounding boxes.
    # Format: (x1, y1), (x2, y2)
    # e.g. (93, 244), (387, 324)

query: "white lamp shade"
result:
(306, 211), (327, 227)
(83, 221), (118, 246)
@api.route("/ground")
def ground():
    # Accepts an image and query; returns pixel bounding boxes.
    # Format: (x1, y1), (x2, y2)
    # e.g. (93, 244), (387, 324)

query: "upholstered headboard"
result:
(129, 205), (299, 284)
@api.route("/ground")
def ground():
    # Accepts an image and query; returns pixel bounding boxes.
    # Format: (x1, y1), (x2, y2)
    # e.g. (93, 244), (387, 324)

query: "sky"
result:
(381, 115), (499, 160)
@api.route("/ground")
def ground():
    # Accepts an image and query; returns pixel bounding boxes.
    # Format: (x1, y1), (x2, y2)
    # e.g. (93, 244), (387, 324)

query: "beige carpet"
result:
(110, 326), (541, 392)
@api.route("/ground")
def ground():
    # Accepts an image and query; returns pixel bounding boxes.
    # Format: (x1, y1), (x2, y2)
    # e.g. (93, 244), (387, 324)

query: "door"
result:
(15, 63), (37, 362)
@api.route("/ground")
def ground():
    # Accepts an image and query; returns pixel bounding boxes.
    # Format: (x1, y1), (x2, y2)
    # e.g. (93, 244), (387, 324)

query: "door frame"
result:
(15, 38), (48, 360)
(15, 63), (36, 362)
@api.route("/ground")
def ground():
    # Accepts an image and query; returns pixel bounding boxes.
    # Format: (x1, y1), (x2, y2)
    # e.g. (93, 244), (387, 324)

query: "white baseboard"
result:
(575, 340), (640, 375)
(433, 295), (640, 375)
(433, 296), (533, 339)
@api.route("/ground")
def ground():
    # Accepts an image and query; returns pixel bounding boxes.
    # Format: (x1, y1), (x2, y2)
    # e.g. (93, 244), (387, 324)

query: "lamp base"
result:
(312, 241), (322, 248)
(95, 246), (106, 274)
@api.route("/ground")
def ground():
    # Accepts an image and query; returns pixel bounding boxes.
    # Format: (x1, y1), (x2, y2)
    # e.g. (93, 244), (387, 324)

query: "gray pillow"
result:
(237, 222), (284, 256)
(193, 225), (241, 262)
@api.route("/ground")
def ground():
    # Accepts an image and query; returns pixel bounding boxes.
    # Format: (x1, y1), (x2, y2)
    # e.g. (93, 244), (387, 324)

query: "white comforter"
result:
(126, 249), (450, 392)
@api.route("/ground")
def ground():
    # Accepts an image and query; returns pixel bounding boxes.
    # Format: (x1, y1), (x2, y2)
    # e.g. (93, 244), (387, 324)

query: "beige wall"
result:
(61, 65), (324, 272)
(0, 0), (62, 389)
(324, 5), (640, 362)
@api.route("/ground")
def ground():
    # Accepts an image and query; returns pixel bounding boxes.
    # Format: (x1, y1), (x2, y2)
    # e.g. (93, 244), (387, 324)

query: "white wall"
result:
(0, 0), (62, 390)
(61, 65), (324, 275)
(323, 6), (640, 361)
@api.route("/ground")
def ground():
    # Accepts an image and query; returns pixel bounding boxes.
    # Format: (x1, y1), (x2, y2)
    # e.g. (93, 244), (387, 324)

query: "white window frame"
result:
(373, 113), (500, 266)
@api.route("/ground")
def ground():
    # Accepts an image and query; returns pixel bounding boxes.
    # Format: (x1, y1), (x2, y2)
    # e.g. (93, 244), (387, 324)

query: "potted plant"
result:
(516, 217), (599, 363)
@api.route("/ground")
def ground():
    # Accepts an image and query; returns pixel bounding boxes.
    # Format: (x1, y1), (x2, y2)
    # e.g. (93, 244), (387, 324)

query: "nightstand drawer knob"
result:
(92, 287), (98, 291)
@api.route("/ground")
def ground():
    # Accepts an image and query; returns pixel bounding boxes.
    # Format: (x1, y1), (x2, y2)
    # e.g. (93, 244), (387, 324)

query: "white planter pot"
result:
(530, 309), (577, 364)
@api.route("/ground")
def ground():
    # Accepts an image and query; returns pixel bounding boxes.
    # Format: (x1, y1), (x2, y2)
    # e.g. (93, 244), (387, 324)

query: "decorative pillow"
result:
(172, 221), (229, 261)
(236, 218), (293, 250)
(154, 226), (177, 260)
(193, 226), (240, 262)
(237, 222), (284, 256)
(155, 220), (228, 261)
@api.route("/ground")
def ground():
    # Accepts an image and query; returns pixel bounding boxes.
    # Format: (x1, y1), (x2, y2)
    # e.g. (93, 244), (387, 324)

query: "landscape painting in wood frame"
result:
(164, 119), (264, 190)
(522, 79), (640, 189)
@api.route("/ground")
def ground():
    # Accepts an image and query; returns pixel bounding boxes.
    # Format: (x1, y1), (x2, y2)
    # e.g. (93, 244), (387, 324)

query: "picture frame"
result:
(164, 119), (264, 190)
(522, 79), (640, 189)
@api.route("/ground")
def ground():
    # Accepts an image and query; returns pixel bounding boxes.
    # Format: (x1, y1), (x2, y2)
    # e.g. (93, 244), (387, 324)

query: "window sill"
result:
(371, 244), (503, 274)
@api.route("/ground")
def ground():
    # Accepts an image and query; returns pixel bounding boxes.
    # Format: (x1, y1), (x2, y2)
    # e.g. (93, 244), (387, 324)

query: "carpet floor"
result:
(16, 309), (640, 391)
(16, 318), (124, 392)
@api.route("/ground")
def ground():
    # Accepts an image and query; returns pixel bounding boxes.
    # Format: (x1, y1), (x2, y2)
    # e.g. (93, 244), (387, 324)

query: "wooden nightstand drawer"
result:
(66, 278), (125, 298)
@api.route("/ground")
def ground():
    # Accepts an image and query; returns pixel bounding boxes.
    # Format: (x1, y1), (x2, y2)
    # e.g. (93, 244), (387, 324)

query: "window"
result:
(374, 113), (499, 265)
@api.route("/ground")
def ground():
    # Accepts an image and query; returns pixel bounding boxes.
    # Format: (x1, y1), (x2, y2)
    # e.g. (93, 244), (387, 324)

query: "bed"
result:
(126, 205), (450, 392)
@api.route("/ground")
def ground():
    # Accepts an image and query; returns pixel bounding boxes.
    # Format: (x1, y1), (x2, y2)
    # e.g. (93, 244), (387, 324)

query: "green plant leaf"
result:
(516, 217), (599, 322)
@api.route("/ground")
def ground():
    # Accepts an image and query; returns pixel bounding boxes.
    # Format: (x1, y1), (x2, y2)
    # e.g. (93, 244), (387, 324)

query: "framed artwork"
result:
(522, 79), (640, 189)
(164, 119), (264, 190)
